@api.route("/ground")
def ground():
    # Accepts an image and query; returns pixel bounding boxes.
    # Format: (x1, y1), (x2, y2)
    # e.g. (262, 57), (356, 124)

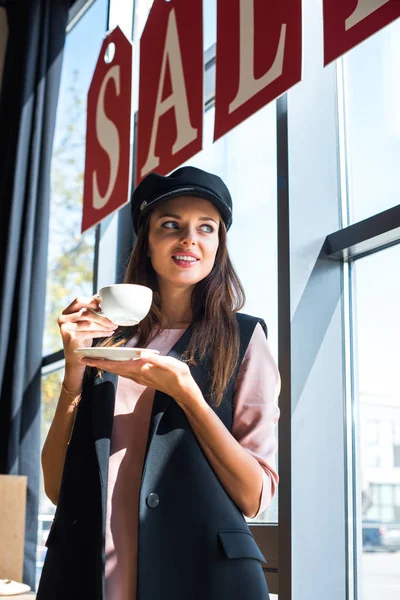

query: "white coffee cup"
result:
(98, 284), (153, 326)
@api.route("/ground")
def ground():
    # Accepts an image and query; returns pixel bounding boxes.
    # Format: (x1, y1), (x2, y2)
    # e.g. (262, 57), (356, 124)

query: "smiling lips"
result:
(171, 252), (200, 268)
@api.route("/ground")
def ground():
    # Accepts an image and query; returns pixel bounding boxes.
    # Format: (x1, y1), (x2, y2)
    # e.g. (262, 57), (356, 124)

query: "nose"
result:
(179, 226), (197, 246)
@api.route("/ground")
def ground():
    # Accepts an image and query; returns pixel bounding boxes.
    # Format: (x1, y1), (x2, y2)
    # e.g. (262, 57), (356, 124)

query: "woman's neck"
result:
(158, 282), (193, 329)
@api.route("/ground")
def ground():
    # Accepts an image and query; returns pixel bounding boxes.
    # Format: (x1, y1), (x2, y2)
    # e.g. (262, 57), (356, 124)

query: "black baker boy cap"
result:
(131, 166), (233, 235)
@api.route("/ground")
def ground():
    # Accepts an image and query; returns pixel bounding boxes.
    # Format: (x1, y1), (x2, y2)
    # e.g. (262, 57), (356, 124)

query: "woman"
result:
(37, 166), (280, 600)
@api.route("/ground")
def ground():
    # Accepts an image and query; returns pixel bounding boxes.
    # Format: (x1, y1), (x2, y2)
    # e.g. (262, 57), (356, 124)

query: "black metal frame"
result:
(276, 92), (292, 600)
(324, 203), (400, 260)
(67, 0), (98, 32)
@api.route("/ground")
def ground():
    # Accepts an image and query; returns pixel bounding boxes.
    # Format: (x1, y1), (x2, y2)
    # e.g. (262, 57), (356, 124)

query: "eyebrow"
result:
(157, 212), (219, 225)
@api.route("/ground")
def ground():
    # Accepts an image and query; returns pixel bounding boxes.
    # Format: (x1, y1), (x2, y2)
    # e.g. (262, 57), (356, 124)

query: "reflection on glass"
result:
(353, 245), (400, 600)
(344, 18), (400, 224)
(42, 0), (108, 356)
(186, 103), (279, 523)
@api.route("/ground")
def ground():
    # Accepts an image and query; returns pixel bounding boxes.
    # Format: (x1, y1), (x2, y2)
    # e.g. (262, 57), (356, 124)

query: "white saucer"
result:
(0, 579), (31, 596)
(74, 347), (160, 361)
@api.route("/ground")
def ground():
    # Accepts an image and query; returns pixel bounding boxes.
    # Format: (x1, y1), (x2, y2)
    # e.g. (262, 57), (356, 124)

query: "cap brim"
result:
(136, 185), (232, 232)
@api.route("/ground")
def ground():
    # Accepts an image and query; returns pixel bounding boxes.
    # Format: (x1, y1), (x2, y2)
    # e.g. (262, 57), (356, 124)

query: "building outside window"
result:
(351, 238), (400, 598)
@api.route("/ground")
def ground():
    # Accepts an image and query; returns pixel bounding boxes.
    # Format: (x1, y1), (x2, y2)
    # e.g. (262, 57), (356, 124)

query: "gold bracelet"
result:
(62, 383), (82, 446)
(62, 382), (82, 407)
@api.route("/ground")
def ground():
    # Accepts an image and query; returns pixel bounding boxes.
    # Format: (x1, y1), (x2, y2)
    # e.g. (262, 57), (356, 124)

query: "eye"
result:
(161, 221), (179, 230)
(200, 224), (214, 233)
(161, 221), (215, 233)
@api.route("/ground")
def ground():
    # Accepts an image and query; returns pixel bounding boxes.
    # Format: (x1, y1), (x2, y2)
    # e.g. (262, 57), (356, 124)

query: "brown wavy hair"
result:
(100, 214), (245, 406)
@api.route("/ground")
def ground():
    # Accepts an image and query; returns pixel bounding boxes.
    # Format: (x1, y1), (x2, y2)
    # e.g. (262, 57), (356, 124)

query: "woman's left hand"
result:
(81, 352), (203, 408)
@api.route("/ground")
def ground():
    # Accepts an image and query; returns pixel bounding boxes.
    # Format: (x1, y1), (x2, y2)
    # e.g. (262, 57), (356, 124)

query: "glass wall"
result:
(343, 17), (400, 224)
(352, 245), (400, 600)
(38, 0), (108, 588)
(132, 0), (279, 526)
(187, 103), (279, 524)
(37, 367), (64, 586)
(43, 0), (108, 356)
(37, 0), (400, 598)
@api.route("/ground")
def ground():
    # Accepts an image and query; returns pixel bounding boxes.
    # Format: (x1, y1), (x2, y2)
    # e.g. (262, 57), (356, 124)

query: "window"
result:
(132, 0), (279, 526)
(37, 367), (64, 586)
(184, 103), (279, 524)
(43, 0), (108, 356)
(38, 0), (108, 588)
(344, 18), (400, 224)
(203, 0), (216, 51)
(367, 484), (400, 521)
(352, 245), (400, 598)
(365, 421), (379, 444)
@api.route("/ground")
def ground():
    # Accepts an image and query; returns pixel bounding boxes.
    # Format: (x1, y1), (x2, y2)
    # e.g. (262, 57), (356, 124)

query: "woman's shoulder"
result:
(235, 312), (268, 339)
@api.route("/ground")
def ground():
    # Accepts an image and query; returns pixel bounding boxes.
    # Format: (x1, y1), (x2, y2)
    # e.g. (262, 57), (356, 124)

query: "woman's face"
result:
(148, 196), (220, 290)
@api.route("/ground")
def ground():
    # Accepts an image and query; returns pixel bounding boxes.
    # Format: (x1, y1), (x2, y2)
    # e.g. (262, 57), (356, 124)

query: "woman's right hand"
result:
(57, 295), (118, 371)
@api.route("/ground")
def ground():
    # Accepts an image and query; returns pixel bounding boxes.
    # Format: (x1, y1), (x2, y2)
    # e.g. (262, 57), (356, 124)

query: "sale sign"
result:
(82, 26), (132, 233)
(323, 0), (400, 65)
(135, 0), (203, 185)
(214, 0), (302, 142)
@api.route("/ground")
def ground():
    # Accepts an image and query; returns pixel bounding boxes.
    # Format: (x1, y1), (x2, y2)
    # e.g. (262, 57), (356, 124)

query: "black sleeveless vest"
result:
(36, 312), (270, 600)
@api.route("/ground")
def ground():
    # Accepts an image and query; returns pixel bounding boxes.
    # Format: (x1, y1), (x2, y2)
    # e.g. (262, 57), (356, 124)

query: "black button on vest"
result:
(146, 493), (160, 508)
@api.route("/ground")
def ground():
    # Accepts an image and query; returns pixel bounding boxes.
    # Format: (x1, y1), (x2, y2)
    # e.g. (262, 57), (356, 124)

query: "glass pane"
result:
(42, 0), (108, 356)
(133, 0), (154, 41)
(353, 245), (400, 600)
(37, 367), (64, 588)
(381, 485), (392, 505)
(365, 421), (379, 443)
(365, 445), (380, 468)
(38, 0), (108, 586)
(371, 485), (379, 504)
(381, 505), (394, 520)
(184, 104), (278, 523)
(344, 18), (400, 224)
(203, 0), (216, 51)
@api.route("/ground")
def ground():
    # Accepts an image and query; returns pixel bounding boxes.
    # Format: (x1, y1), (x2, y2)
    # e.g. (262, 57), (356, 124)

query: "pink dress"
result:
(105, 323), (280, 600)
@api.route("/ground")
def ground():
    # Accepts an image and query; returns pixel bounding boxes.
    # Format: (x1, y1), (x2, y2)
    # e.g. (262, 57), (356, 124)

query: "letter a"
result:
(140, 8), (198, 178)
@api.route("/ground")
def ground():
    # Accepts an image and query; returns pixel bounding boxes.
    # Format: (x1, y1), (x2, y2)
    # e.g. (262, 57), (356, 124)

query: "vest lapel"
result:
(90, 324), (212, 518)
(142, 323), (216, 466)
(144, 324), (194, 451)
(91, 369), (118, 524)
(90, 325), (196, 516)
